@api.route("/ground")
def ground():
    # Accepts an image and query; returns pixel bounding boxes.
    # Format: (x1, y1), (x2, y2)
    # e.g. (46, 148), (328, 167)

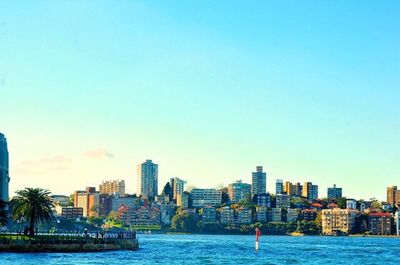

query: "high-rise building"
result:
(387, 186), (400, 206)
(275, 179), (283, 195)
(302, 182), (318, 200)
(74, 187), (100, 217)
(251, 166), (266, 197)
(327, 184), (343, 199)
(302, 182), (311, 198)
(293, 182), (303, 197)
(309, 185), (319, 200)
(284, 181), (294, 196)
(172, 177), (186, 200)
(0, 133), (10, 202)
(137, 160), (158, 199)
(228, 180), (251, 203)
(395, 211), (400, 236)
(99, 180), (125, 195)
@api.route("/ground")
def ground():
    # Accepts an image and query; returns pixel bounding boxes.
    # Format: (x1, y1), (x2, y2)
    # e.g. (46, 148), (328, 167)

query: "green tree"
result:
(370, 200), (381, 209)
(0, 200), (9, 226)
(314, 212), (322, 226)
(89, 205), (99, 217)
(68, 194), (74, 206)
(337, 197), (347, 209)
(11, 188), (55, 236)
(218, 187), (229, 204)
(107, 211), (119, 222)
(171, 211), (197, 232)
(161, 182), (173, 201)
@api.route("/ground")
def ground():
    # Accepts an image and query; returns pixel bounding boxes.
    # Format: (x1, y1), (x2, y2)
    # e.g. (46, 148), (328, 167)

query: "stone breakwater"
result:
(0, 234), (139, 253)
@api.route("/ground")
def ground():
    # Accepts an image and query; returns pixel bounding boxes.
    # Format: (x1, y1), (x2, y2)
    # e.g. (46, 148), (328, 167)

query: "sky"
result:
(0, 1), (399, 201)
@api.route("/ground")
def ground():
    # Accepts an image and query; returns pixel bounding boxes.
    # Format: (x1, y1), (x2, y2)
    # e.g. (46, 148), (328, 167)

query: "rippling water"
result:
(1, 234), (399, 264)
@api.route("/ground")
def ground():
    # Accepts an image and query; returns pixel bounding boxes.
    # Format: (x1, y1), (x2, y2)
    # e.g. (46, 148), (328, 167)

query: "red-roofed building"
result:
(368, 212), (392, 235)
(302, 209), (318, 221)
(327, 203), (338, 209)
(310, 203), (323, 211)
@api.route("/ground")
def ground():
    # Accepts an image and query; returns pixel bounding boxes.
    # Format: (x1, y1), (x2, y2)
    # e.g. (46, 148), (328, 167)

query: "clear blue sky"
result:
(0, 1), (399, 200)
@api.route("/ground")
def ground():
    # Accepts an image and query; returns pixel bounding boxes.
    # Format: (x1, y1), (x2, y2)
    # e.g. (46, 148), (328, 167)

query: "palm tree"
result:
(11, 188), (55, 236)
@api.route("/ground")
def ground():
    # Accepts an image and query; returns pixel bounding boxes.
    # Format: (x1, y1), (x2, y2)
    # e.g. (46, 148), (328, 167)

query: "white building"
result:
(191, 188), (222, 208)
(251, 166), (266, 197)
(228, 180), (251, 203)
(276, 194), (290, 209)
(137, 160), (158, 199)
(236, 207), (252, 224)
(395, 211), (400, 236)
(346, 198), (357, 210)
(256, 206), (268, 222)
(220, 206), (235, 225)
(286, 208), (299, 222)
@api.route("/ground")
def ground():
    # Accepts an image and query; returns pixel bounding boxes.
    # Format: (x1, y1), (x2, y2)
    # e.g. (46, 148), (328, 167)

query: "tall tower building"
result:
(293, 182), (303, 197)
(303, 182), (318, 200)
(327, 184), (342, 199)
(275, 179), (283, 195)
(284, 181), (294, 196)
(137, 160), (158, 199)
(387, 186), (400, 206)
(173, 177), (186, 200)
(0, 133), (10, 202)
(251, 166), (266, 197)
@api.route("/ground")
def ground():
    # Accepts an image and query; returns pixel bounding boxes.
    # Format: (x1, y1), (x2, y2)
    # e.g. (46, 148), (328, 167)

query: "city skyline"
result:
(1, 1), (399, 201)
(0, 133), (396, 202)
(0, 130), (398, 201)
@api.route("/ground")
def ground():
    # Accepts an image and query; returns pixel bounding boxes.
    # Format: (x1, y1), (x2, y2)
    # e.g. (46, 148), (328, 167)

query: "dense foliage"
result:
(11, 188), (55, 236)
(0, 200), (9, 226)
(171, 210), (197, 232)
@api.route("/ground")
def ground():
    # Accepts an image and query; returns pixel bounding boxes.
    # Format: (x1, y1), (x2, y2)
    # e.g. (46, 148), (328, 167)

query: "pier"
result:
(0, 232), (139, 252)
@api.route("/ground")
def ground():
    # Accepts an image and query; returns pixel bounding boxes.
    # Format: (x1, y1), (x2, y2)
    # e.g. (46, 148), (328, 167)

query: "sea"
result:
(1, 234), (399, 264)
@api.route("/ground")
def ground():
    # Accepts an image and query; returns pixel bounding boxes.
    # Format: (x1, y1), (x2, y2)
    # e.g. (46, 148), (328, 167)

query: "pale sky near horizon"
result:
(0, 1), (399, 201)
